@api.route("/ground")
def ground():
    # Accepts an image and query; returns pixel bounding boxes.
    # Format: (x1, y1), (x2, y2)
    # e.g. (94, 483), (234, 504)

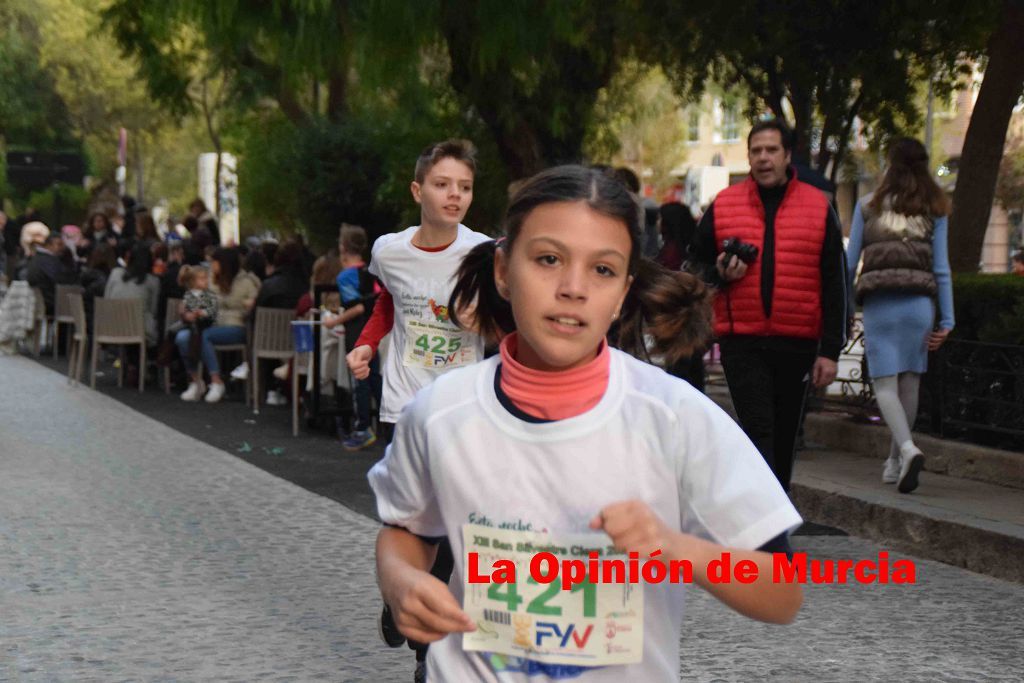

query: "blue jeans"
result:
(175, 325), (246, 376)
(353, 356), (382, 431)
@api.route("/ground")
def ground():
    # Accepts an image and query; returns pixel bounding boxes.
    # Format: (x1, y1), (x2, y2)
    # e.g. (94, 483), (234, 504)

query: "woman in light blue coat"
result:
(846, 138), (954, 494)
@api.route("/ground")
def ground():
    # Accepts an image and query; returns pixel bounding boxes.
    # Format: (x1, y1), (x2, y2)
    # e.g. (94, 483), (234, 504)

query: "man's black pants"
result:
(720, 346), (815, 492)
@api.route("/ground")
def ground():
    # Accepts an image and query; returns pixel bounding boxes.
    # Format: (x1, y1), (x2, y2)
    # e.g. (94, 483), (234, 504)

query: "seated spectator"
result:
(187, 198), (221, 246)
(256, 239), (308, 309)
(243, 248), (269, 282)
(15, 221), (50, 280)
(253, 239), (308, 404)
(104, 242), (160, 346)
(80, 243), (116, 334)
(26, 232), (77, 315)
(135, 210), (160, 248)
(175, 247), (259, 403)
(79, 212), (116, 260)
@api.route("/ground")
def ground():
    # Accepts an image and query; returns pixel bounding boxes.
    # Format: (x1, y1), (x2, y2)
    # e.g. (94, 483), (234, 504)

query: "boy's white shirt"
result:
(368, 224), (491, 423)
(369, 349), (803, 682)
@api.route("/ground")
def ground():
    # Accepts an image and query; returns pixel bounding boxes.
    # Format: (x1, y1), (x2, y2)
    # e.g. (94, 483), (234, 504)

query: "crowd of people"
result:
(0, 196), (373, 422)
(0, 124), (959, 682)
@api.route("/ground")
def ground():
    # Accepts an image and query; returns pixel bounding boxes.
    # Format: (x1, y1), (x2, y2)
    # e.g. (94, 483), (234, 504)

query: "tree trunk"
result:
(949, 0), (1024, 272)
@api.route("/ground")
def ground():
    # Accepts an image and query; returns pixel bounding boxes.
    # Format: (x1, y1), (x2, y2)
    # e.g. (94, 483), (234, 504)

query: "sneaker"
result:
(180, 381), (205, 401)
(266, 389), (287, 406)
(378, 604), (406, 648)
(882, 454), (901, 484)
(898, 449), (925, 494)
(204, 382), (227, 403)
(272, 363), (289, 381)
(343, 429), (377, 451)
(230, 362), (249, 381)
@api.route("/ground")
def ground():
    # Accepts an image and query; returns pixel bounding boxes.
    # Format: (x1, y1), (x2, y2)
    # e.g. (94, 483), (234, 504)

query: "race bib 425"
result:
(402, 319), (477, 369)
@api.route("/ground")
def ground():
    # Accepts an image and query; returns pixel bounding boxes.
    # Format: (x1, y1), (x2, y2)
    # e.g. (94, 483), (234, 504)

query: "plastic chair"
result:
(90, 297), (147, 392)
(66, 291), (88, 385)
(251, 307), (295, 415)
(53, 284), (84, 358)
(30, 287), (46, 356)
(162, 297), (182, 394)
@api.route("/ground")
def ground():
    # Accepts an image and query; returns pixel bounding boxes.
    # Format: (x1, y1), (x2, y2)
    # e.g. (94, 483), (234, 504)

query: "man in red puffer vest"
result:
(692, 119), (847, 492)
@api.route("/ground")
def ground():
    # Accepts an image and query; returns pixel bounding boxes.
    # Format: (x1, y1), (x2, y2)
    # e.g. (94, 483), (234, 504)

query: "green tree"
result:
(949, 0), (1024, 272)
(642, 0), (996, 185)
(585, 62), (688, 193)
(0, 0), (75, 151)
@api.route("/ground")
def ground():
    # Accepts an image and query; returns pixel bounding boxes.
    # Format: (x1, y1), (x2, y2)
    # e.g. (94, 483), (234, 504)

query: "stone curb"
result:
(790, 481), (1024, 584)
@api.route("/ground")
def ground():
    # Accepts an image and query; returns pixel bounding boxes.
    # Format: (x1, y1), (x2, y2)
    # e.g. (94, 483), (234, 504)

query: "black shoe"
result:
(414, 660), (426, 683)
(379, 604), (406, 648)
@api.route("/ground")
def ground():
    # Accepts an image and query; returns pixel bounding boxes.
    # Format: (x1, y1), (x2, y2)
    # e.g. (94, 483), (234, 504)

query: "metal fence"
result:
(921, 338), (1024, 449)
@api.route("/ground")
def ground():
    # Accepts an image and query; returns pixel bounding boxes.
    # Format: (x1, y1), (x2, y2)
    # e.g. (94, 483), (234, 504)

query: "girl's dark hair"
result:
(212, 247), (241, 294)
(135, 212), (160, 242)
(87, 242), (116, 273)
(450, 165), (711, 362)
(122, 242), (153, 284)
(85, 212), (111, 238)
(658, 202), (697, 254)
(869, 137), (950, 217)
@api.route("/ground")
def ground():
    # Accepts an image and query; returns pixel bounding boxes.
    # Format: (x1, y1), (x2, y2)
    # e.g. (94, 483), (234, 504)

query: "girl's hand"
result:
(182, 310), (199, 323)
(347, 345), (373, 379)
(590, 499), (672, 556)
(385, 569), (475, 643)
(928, 328), (951, 351)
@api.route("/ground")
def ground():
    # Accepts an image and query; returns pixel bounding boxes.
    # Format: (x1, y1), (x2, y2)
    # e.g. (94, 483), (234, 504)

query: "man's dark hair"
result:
(748, 118), (794, 152)
(414, 139), (477, 183)
(613, 167), (641, 194)
(1013, 251), (1024, 265)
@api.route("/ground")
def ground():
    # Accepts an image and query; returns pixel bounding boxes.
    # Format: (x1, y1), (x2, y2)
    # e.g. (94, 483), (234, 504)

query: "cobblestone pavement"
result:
(2, 356), (1022, 682)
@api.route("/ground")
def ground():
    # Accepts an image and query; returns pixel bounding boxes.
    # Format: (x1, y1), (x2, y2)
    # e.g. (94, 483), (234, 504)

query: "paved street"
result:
(2, 355), (1023, 682)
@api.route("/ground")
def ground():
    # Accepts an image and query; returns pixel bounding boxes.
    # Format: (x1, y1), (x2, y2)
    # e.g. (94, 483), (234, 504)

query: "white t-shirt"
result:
(368, 349), (802, 682)
(368, 224), (491, 422)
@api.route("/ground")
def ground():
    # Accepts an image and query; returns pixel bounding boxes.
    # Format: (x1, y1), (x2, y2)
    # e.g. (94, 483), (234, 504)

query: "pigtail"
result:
(615, 258), (712, 364)
(449, 240), (515, 346)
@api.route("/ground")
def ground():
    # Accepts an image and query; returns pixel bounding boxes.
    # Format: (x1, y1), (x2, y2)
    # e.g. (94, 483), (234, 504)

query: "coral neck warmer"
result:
(498, 333), (610, 421)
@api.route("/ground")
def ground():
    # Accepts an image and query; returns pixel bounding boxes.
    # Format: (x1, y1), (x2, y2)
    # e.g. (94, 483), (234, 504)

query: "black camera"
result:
(721, 237), (759, 265)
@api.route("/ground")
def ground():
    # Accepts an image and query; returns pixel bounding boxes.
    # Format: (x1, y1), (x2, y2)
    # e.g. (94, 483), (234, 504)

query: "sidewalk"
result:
(707, 384), (1024, 583)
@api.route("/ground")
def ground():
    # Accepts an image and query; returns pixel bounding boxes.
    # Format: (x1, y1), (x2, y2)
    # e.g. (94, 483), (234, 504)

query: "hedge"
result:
(951, 273), (1024, 345)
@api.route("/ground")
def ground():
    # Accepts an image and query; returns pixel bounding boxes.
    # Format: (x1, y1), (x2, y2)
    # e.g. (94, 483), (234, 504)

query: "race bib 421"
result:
(461, 524), (643, 667)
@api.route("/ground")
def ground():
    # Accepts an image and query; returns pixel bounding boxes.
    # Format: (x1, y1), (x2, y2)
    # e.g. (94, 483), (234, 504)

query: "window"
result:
(687, 109), (700, 143)
(722, 104), (739, 142)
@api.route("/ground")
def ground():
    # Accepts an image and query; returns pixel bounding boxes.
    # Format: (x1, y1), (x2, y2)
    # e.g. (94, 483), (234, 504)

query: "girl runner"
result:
(369, 165), (804, 681)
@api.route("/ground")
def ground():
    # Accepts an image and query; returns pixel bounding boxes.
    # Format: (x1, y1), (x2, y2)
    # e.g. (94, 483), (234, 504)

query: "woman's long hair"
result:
(212, 247), (241, 294)
(122, 242), (153, 284)
(450, 165), (711, 363)
(869, 137), (950, 217)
